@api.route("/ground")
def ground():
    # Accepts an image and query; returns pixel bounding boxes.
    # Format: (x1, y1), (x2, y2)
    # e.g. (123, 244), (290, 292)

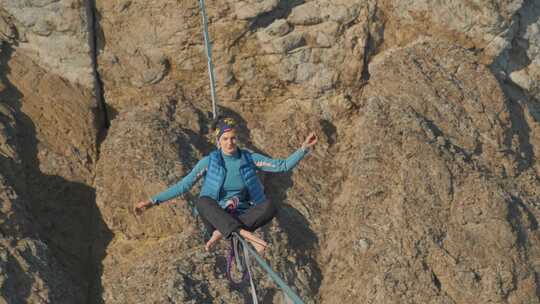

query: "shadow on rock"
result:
(489, 0), (540, 174)
(508, 195), (539, 248)
(0, 42), (113, 303)
(249, 0), (306, 31)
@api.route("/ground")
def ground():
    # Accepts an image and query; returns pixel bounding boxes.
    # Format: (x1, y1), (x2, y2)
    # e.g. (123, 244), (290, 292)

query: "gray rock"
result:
(235, 0), (280, 20)
(306, 21), (339, 48)
(272, 32), (306, 53)
(510, 69), (533, 91)
(276, 48), (311, 81)
(314, 69), (335, 92)
(288, 3), (322, 26)
(386, 0), (523, 64)
(325, 4), (361, 24)
(0, 15), (16, 42)
(296, 62), (317, 83)
(315, 31), (333, 48)
(319, 93), (355, 120)
(32, 18), (53, 36)
(129, 52), (170, 87)
(353, 238), (371, 252)
(0, 0), (94, 87)
(266, 19), (292, 37)
(500, 1), (540, 99)
(277, 61), (297, 82)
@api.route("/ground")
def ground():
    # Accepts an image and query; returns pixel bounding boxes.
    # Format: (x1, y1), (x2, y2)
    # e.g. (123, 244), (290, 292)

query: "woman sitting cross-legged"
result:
(134, 117), (317, 252)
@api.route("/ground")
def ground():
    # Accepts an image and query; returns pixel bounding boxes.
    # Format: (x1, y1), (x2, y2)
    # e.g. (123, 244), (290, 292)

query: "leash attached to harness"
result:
(226, 236), (249, 285)
(227, 235), (259, 304)
(225, 200), (304, 303)
(225, 200), (259, 303)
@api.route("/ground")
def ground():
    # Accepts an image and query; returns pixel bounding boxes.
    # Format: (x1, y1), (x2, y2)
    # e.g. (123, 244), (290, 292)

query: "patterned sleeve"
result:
(251, 148), (308, 173)
(151, 156), (209, 205)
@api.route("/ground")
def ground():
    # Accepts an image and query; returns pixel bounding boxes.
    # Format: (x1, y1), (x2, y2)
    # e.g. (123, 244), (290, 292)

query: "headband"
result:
(214, 117), (237, 141)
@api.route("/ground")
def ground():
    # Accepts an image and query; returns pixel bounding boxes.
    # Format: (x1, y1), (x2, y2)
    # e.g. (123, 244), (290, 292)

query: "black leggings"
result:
(196, 196), (277, 238)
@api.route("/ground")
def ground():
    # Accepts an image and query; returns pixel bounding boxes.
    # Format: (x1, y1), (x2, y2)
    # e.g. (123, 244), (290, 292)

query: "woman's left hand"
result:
(134, 200), (153, 215)
(302, 132), (318, 149)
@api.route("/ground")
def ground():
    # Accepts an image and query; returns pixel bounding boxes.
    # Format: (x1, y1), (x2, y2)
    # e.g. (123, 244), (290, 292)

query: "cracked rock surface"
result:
(1, 0), (540, 303)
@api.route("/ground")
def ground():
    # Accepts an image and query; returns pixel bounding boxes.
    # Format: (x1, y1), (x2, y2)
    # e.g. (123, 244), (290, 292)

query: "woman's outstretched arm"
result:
(252, 132), (317, 173)
(134, 157), (209, 214)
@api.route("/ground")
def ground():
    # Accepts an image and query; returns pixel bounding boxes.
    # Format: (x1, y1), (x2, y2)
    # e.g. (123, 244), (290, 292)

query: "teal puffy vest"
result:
(199, 149), (266, 205)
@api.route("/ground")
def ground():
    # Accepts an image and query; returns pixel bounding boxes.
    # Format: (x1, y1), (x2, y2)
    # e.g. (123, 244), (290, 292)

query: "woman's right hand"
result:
(302, 132), (318, 150)
(134, 200), (153, 215)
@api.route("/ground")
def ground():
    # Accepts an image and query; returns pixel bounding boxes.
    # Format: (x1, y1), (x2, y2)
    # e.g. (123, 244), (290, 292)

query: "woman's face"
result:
(219, 129), (238, 155)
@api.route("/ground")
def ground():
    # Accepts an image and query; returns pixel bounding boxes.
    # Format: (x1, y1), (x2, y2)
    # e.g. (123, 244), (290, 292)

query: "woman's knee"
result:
(261, 200), (278, 217)
(196, 196), (219, 215)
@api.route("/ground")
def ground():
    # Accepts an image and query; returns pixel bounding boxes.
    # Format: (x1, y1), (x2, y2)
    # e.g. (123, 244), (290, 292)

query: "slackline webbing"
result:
(232, 232), (306, 304)
(198, 0), (218, 119)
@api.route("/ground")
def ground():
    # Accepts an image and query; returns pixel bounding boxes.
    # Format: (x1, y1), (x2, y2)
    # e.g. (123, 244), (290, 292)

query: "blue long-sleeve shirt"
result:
(151, 148), (308, 209)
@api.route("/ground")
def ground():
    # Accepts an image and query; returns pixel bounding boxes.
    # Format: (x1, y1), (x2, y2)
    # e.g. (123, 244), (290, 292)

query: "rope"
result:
(225, 233), (260, 304)
(226, 230), (249, 286)
(198, 0), (218, 119)
(225, 201), (251, 286)
(232, 232), (306, 304)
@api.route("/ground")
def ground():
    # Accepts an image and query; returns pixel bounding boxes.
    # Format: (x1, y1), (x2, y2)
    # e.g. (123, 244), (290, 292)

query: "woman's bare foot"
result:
(239, 229), (268, 253)
(205, 230), (223, 251)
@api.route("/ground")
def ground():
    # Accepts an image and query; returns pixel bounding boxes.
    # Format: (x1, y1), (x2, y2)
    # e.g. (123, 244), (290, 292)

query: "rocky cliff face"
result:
(1, 0), (539, 303)
(0, 1), (103, 303)
(322, 39), (540, 303)
(0, 50), (88, 303)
